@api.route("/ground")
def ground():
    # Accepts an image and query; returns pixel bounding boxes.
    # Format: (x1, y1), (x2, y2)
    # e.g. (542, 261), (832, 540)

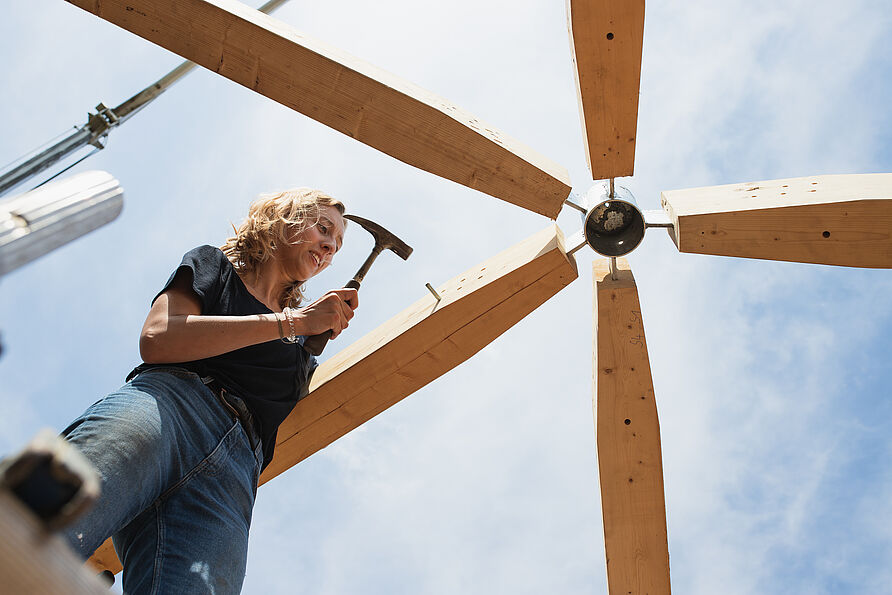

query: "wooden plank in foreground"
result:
(0, 491), (110, 594)
(87, 225), (578, 573)
(65, 0), (572, 218)
(593, 258), (670, 595)
(661, 173), (892, 268)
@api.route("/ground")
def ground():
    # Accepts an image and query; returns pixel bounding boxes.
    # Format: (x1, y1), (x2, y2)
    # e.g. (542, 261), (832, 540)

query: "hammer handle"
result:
(302, 278), (361, 356)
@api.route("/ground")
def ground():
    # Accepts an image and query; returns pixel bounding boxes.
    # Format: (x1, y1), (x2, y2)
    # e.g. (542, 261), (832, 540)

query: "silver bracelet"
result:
(281, 307), (299, 344)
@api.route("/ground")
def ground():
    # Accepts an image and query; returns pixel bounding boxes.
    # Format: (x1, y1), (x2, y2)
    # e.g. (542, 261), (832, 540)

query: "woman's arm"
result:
(139, 271), (358, 364)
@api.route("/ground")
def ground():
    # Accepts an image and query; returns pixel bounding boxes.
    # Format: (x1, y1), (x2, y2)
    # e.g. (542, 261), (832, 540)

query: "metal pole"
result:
(114, 0), (290, 124)
(0, 0), (293, 198)
(0, 129), (92, 197)
(114, 61), (198, 125)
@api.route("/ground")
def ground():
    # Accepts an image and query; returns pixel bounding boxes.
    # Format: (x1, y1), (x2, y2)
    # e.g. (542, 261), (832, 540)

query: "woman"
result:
(61, 188), (358, 594)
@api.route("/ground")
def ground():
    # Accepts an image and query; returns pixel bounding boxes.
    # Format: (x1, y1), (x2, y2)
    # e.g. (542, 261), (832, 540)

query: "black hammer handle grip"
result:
(302, 279), (361, 356)
(302, 329), (332, 356)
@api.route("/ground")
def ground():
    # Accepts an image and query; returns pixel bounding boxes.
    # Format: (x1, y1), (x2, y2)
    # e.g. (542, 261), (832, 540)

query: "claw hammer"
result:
(302, 214), (413, 356)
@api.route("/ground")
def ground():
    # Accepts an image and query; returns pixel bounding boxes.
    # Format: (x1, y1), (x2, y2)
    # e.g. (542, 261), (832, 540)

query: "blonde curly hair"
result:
(221, 188), (345, 308)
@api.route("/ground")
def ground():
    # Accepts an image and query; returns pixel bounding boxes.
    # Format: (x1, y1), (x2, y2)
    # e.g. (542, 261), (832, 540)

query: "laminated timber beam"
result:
(262, 224), (578, 481)
(661, 173), (892, 268)
(567, 0), (645, 180)
(88, 224), (578, 573)
(64, 0), (572, 218)
(593, 258), (670, 594)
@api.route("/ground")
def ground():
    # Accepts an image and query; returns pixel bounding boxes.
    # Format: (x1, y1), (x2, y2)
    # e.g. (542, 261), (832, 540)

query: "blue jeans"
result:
(61, 367), (263, 594)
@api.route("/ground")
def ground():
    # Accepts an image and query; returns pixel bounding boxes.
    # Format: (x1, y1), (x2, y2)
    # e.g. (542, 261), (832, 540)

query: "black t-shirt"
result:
(131, 245), (317, 470)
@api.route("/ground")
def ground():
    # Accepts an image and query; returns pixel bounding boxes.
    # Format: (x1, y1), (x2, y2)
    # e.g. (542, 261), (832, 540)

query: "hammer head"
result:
(344, 214), (413, 260)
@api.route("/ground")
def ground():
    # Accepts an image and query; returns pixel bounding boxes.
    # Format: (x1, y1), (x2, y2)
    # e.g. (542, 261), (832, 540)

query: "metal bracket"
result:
(565, 229), (588, 255)
(86, 102), (120, 147)
(562, 185), (673, 256)
(563, 193), (588, 215)
(563, 193), (589, 230)
(643, 209), (673, 230)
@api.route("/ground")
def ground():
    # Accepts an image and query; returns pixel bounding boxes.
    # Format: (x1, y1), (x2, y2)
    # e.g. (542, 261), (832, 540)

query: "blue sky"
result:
(1, 1), (890, 593)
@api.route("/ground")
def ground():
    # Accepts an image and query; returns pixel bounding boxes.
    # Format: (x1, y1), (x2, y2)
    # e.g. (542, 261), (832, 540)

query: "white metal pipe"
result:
(0, 171), (123, 277)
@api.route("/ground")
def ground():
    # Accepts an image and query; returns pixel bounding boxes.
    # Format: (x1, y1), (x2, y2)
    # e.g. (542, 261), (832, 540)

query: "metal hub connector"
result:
(582, 182), (645, 257)
(564, 181), (675, 259)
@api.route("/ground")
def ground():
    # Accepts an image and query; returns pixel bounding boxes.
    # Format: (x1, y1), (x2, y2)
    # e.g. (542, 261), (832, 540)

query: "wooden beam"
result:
(88, 224), (578, 572)
(65, 0), (572, 218)
(85, 542), (121, 576)
(0, 491), (111, 594)
(593, 258), (670, 595)
(262, 224), (578, 481)
(567, 0), (645, 180)
(661, 173), (892, 268)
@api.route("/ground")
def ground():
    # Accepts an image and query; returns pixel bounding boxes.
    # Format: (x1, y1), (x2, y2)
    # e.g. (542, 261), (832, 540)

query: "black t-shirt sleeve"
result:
(152, 245), (226, 313)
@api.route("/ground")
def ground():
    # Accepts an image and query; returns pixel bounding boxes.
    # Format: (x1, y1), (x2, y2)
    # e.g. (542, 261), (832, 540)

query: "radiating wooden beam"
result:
(593, 258), (670, 595)
(88, 225), (578, 572)
(661, 173), (892, 268)
(567, 0), (645, 181)
(262, 224), (578, 481)
(65, 0), (572, 218)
